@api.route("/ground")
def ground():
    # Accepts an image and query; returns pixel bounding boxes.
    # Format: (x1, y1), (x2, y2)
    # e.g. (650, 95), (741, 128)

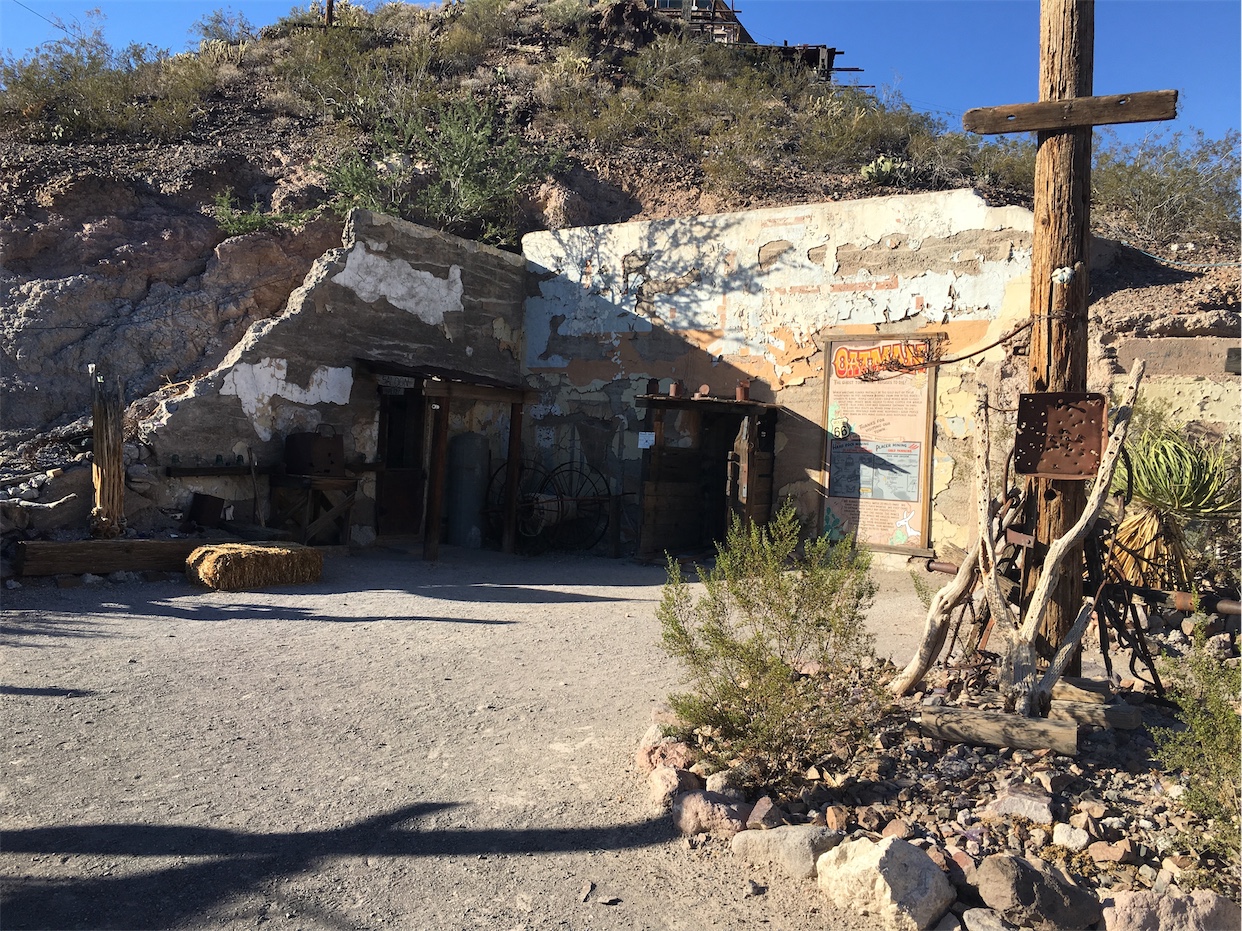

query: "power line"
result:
(6, 0), (74, 36)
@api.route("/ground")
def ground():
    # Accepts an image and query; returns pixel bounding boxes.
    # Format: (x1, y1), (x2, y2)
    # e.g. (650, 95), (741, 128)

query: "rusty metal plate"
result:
(1013, 392), (1107, 479)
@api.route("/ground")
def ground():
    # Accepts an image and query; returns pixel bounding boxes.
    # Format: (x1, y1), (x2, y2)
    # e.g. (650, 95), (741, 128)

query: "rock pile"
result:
(636, 653), (1241, 931)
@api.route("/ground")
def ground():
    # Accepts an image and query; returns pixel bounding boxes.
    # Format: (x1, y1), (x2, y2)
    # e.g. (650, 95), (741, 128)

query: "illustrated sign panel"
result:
(823, 339), (936, 552)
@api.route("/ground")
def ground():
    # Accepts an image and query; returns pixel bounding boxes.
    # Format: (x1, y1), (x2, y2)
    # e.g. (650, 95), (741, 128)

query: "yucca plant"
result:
(1110, 429), (1241, 590)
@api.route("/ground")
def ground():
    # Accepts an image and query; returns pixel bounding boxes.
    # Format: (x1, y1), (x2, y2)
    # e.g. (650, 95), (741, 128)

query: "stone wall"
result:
(140, 210), (527, 544)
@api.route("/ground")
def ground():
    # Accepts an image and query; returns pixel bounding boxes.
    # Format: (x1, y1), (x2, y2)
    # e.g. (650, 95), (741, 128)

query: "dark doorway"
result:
(376, 386), (426, 536)
(636, 396), (779, 562)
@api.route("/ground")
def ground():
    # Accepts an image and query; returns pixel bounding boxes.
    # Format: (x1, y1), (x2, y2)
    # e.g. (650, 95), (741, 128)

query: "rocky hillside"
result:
(1, 0), (1238, 455)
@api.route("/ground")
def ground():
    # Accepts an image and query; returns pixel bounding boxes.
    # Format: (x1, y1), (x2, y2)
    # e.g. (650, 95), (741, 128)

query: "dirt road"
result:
(1, 547), (923, 930)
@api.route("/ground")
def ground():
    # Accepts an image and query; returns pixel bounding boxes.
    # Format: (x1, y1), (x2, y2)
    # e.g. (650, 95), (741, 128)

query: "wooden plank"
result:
(918, 706), (1078, 756)
(17, 539), (206, 576)
(963, 90), (1177, 134)
(1047, 700), (1142, 730)
(423, 382), (535, 404)
(423, 402), (450, 561)
(1051, 678), (1109, 704)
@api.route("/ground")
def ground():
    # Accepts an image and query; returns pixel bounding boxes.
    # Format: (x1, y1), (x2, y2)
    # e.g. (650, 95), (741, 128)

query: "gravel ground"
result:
(1, 547), (925, 931)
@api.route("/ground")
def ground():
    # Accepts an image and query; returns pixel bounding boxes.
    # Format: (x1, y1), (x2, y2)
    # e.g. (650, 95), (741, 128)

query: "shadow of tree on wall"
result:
(1, 803), (676, 930)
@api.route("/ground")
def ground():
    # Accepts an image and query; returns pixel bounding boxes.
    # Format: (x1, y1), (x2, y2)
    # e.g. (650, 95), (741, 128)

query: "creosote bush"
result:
(1152, 624), (1241, 873)
(658, 503), (884, 786)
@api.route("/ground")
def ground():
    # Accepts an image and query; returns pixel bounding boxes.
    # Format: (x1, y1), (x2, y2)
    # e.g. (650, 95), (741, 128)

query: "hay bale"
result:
(186, 542), (323, 591)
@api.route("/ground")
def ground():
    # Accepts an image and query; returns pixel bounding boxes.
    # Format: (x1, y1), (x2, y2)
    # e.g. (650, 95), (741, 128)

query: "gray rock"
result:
(1101, 889), (1242, 931)
(961, 908), (1019, 931)
(1052, 823), (1090, 852)
(983, 783), (1055, 825)
(732, 824), (843, 880)
(817, 836), (955, 931)
(705, 764), (750, 800)
(976, 853), (1102, 930)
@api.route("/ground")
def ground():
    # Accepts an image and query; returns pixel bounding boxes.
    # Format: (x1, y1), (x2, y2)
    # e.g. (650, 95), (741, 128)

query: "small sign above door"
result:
(376, 374), (421, 389)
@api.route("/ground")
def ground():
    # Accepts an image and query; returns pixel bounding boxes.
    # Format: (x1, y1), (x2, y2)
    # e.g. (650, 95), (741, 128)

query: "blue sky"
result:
(2, 0), (1238, 144)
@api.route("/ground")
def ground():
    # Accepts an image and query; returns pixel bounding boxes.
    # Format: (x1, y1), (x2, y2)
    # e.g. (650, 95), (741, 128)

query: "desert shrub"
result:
(436, 0), (510, 75)
(540, 0), (594, 32)
(1152, 625), (1241, 865)
(658, 503), (883, 786)
(0, 16), (214, 142)
(212, 188), (319, 235)
(972, 135), (1037, 192)
(191, 7), (256, 44)
(411, 97), (553, 244)
(1093, 129), (1241, 243)
(795, 86), (941, 173)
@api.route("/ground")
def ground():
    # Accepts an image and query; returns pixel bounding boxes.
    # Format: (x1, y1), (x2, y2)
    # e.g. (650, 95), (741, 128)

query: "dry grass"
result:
(187, 542), (323, 591)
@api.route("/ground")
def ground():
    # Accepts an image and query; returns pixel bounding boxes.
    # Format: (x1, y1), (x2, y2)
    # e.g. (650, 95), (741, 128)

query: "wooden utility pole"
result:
(90, 365), (125, 539)
(963, 0), (1176, 660)
(1026, 0), (1094, 660)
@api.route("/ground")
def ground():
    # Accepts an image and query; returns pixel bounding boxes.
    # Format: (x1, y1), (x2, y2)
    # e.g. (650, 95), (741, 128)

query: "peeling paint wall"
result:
(142, 210), (527, 541)
(523, 190), (1036, 552)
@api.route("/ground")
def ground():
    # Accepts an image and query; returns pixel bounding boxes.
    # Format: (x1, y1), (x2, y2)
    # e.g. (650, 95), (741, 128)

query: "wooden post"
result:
(324, 0), (335, 27)
(1026, 0), (1094, 667)
(90, 366), (125, 539)
(961, 1), (1175, 666)
(423, 400), (450, 562)
(501, 402), (524, 555)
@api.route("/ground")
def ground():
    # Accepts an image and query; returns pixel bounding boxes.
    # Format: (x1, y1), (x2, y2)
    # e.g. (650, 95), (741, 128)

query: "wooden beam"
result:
(423, 382), (536, 405)
(964, 90), (1176, 134)
(501, 402), (524, 555)
(1047, 699), (1141, 730)
(17, 539), (206, 576)
(90, 367), (125, 539)
(918, 706), (1078, 756)
(423, 401), (450, 561)
(1051, 677), (1110, 703)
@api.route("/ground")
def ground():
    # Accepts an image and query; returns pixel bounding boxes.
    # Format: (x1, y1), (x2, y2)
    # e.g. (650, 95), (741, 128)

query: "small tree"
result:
(658, 503), (883, 786)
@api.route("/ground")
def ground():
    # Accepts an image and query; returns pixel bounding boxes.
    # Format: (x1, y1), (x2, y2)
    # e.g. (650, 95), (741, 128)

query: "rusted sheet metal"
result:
(1013, 392), (1107, 479)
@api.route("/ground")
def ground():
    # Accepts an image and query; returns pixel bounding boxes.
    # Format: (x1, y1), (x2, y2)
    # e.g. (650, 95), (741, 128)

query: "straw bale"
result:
(187, 542), (323, 591)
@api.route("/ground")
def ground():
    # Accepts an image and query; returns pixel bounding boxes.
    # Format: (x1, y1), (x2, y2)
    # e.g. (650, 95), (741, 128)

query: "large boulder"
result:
(731, 824), (843, 880)
(635, 723), (695, 775)
(817, 836), (956, 931)
(975, 854), (1101, 931)
(1101, 889), (1242, 931)
(981, 783), (1055, 825)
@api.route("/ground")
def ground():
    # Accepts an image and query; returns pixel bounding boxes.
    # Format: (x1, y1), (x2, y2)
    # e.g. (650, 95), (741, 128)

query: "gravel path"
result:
(1, 547), (922, 930)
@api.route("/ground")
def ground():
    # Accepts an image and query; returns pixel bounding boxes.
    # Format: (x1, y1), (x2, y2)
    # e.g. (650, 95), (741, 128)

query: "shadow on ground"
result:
(2, 803), (676, 930)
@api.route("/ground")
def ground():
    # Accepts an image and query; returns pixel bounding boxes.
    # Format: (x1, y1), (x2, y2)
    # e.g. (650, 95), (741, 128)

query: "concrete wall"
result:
(522, 189), (1037, 553)
(141, 210), (527, 544)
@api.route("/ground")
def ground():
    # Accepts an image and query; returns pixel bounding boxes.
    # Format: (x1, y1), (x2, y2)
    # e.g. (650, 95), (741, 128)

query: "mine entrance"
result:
(636, 394), (778, 562)
(376, 379), (427, 537)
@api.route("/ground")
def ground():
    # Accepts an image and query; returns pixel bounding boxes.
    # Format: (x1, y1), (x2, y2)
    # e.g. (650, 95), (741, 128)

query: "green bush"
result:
(1093, 129), (1241, 243)
(1152, 625), (1241, 866)
(658, 503), (883, 786)
(191, 7), (256, 44)
(412, 97), (552, 245)
(212, 188), (319, 235)
(972, 135), (1037, 192)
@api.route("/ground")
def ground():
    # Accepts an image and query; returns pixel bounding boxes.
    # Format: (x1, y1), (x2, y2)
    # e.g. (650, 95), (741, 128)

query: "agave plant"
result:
(1109, 429), (1241, 590)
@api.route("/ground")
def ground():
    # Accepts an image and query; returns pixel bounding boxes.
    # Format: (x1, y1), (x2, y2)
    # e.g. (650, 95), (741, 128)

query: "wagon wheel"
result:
(485, 458), (550, 549)
(540, 462), (610, 551)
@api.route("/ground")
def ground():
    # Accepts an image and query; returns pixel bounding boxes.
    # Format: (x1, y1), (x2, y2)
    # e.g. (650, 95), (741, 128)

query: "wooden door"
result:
(376, 386), (426, 536)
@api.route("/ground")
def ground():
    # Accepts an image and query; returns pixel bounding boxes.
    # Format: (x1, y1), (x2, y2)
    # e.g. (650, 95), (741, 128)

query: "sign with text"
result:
(823, 338), (936, 553)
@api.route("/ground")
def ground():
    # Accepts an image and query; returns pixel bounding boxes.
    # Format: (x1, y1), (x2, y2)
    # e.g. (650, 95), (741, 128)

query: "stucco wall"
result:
(522, 189), (1037, 553)
(141, 210), (527, 543)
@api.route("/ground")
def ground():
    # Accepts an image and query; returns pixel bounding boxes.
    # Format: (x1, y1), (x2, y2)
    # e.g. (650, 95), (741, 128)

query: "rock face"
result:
(816, 836), (955, 931)
(975, 854), (1102, 931)
(1100, 889), (1242, 931)
(1, 183), (341, 437)
(731, 825), (843, 880)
